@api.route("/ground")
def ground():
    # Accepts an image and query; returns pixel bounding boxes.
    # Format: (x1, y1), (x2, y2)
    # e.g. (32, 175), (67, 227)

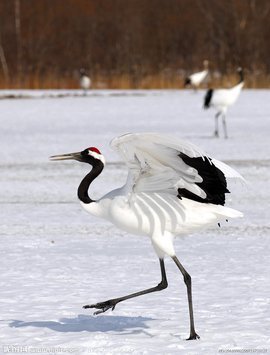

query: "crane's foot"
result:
(186, 332), (200, 340)
(83, 299), (117, 315)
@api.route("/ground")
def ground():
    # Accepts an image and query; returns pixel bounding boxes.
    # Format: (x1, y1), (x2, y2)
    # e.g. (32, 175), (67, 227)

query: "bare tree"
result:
(14, 0), (22, 85)
(0, 0), (269, 88)
(0, 27), (9, 82)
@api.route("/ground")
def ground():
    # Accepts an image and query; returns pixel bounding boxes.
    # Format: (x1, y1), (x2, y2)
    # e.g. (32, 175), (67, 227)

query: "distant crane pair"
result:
(185, 62), (244, 138)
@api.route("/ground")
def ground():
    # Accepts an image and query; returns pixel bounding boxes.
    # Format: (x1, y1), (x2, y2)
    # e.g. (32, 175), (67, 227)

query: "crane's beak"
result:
(50, 152), (82, 161)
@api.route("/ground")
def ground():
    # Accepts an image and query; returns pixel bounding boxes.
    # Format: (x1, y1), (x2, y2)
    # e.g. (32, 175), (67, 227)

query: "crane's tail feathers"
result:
(184, 77), (191, 86)
(211, 204), (243, 220)
(211, 158), (245, 182)
(220, 206), (243, 219)
(204, 89), (213, 109)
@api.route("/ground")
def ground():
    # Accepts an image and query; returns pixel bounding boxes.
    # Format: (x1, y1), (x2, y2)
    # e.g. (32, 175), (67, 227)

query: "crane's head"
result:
(50, 147), (105, 166)
(203, 60), (209, 68)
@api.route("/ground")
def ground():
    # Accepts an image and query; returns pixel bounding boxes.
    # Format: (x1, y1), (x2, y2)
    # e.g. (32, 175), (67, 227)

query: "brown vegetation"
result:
(0, 0), (269, 89)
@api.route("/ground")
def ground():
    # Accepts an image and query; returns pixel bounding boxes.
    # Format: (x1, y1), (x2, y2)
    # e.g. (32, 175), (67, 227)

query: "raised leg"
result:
(172, 255), (200, 340)
(83, 259), (168, 314)
(222, 114), (228, 139)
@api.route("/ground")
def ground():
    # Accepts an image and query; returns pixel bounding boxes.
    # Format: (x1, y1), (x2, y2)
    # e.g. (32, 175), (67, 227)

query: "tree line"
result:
(0, 0), (269, 89)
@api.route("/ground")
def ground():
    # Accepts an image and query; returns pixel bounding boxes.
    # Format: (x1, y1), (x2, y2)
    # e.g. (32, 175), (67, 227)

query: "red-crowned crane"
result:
(50, 132), (243, 340)
(79, 68), (91, 95)
(204, 68), (244, 138)
(184, 60), (209, 91)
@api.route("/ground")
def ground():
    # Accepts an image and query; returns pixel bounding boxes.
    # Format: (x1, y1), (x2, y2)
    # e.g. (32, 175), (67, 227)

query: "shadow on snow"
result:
(9, 314), (154, 334)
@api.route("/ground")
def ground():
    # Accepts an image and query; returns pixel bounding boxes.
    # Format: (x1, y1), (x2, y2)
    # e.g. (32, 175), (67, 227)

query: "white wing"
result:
(211, 158), (244, 180)
(190, 70), (208, 86)
(110, 133), (242, 202)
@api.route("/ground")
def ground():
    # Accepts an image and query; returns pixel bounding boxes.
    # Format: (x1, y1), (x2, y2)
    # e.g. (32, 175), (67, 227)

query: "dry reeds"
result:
(0, 69), (269, 90)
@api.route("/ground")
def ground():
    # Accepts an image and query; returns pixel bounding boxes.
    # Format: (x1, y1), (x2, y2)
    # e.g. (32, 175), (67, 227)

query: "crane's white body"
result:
(80, 133), (243, 258)
(189, 70), (208, 87)
(185, 60), (209, 89)
(209, 82), (244, 114)
(80, 75), (91, 91)
(82, 192), (242, 257)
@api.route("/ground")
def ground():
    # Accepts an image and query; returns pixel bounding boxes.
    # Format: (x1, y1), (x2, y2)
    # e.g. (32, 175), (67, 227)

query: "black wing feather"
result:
(178, 153), (229, 205)
(204, 89), (213, 108)
(184, 77), (191, 86)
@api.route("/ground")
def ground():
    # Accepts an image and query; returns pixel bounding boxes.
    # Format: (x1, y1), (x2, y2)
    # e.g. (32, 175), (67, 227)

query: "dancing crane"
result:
(204, 68), (244, 138)
(184, 60), (209, 91)
(79, 68), (91, 95)
(50, 133), (243, 340)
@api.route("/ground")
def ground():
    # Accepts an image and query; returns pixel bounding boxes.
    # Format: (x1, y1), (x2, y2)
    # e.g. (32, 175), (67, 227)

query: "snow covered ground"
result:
(0, 90), (269, 354)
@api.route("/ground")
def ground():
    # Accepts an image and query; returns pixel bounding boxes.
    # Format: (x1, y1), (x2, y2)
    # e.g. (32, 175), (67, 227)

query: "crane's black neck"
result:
(238, 69), (244, 83)
(77, 161), (104, 204)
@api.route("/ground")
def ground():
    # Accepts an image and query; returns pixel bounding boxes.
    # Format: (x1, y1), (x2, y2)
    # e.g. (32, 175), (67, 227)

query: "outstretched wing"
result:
(110, 133), (242, 205)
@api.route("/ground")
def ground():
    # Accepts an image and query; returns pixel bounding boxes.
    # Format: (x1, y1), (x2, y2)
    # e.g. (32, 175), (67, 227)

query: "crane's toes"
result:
(186, 332), (200, 340)
(83, 300), (116, 315)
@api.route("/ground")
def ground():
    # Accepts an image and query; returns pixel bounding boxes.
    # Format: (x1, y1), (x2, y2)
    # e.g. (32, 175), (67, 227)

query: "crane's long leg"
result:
(214, 112), (220, 137)
(172, 255), (200, 340)
(222, 114), (228, 139)
(83, 258), (168, 314)
(193, 85), (198, 93)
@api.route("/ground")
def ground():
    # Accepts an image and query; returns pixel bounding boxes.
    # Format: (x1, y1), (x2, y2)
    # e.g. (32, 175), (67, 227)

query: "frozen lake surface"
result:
(0, 90), (269, 354)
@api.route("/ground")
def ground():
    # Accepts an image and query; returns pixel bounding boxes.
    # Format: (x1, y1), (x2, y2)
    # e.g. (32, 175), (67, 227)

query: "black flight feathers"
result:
(177, 153), (230, 206)
(204, 89), (213, 109)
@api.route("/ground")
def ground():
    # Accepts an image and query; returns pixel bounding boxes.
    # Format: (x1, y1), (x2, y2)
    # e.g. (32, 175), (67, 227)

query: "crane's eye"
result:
(81, 149), (89, 156)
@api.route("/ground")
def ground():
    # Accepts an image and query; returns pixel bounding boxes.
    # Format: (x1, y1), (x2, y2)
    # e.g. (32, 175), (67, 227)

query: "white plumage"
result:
(80, 75), (91, 90)
(50, 132), (243, 340)
(208, 82), (244, 109)
(79, 68), (91, 94)
(204, 68), (244, 138)
(185, 60), (209, 90)
(107, 133), (241, 243)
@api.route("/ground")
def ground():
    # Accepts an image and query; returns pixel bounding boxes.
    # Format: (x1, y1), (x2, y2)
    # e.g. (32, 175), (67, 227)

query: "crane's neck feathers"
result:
(78, 160), (104, 204)
(177, 153), (229, 205)
(237, 68), (244, 83)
